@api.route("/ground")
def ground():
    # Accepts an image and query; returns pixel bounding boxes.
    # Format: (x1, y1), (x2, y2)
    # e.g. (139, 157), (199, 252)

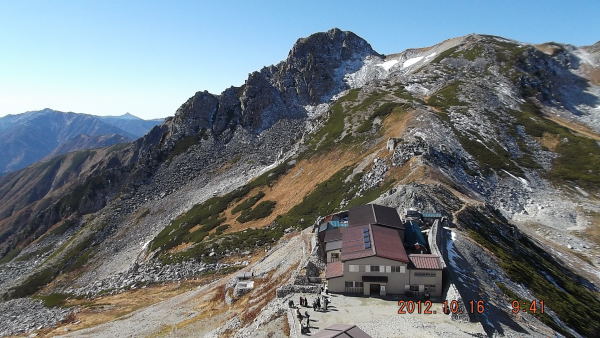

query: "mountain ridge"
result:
(0, 108), (163, 174)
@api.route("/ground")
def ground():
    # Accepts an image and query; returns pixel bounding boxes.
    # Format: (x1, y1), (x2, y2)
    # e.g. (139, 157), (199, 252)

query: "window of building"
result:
(345, 281), (364, 288)
(410, 285), (419, 291)
(391, 266), (401, 272)
(330, 253), (340, 262)
(349, 265), (359, 272)
(370, 265), (380, 272)
(385, 266), (391, 273)
(414, 272), (436, 277)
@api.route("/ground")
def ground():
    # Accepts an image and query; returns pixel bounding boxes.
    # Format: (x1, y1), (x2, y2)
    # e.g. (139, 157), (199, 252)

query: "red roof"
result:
(371, 225), (409, 262)
(326, 261), (344, 279)
(341, 224), (408, 263)
(323, 227), (344, 242)
(409, 254), (443, 270)
(348, 204), (404, 229)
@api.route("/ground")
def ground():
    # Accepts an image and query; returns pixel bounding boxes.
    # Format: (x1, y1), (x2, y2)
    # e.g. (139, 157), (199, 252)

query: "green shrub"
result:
(168, 133), (204, 161)
(393, 86), (415, 101)
(355, 119), (373, 133)
(455, 132), (523, 176)
(455, 46), (485, 61)
(215, 224), (230, 234)
(34, 293), (69, 307)
(428, 82), (465, 108)
(0, 248), (21, 264)
(248, 162), (292, 188)
(149, 185), (250, 252)
(431, 46), (459, 63)
(232, 192), (265, 214)
(371, 102), (400, 119)
(237, 201), (276, 223)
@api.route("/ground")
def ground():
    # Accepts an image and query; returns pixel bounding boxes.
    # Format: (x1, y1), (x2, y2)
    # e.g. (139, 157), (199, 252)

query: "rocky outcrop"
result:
(273, 28), (380, 105)
(0, 298), (74, 336)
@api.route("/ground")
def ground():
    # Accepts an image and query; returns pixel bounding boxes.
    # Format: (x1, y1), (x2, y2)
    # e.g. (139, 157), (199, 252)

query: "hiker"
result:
(305, 311), (310, 324)
(316, 297), (321, 308)
(312, 299), (317, 311)
(302, 296), (306, 307)
(299, 296), (303, 307)
(297, 308), (303, 322)
(301, 322), (309, 334)
(288, 300), (294, 308)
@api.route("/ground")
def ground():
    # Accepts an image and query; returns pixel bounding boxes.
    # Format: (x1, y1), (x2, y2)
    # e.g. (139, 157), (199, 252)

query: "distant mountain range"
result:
(0, 108), (163, 174)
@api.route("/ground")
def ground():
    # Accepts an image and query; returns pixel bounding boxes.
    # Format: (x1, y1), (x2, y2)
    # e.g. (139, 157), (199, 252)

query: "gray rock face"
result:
(171, 90), (220, 134)
(273, 28), (380, 105)
(62, 260), (234, 297)
(0, 297), (73, 336)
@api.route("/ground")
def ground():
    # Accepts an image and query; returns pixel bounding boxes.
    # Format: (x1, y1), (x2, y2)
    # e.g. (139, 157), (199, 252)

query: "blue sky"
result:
(0, 1), (598, 119)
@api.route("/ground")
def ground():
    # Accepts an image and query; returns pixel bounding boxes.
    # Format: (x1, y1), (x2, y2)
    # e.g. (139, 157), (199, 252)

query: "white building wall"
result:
(327, 256), (409, 295)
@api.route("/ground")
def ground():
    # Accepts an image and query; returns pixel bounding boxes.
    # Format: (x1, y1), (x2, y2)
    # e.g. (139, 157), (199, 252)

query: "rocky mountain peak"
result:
(287, 28), (377, 63)
(277, 28), (380, 105)
(169, 29), (379, 139)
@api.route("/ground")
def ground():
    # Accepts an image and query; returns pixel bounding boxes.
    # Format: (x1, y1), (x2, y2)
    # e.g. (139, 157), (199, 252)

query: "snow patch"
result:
(403, 56), (424, 68)
(424, 52), (437, 60)
(379, 59), (399, 71)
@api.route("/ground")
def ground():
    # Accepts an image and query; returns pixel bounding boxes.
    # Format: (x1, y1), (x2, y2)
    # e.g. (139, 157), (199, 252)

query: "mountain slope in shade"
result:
(47, 134), (131, 157)
(0, 109), (162, 174)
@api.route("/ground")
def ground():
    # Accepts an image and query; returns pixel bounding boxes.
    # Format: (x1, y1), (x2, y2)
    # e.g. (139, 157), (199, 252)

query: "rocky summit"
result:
(0, 29), (599, 337)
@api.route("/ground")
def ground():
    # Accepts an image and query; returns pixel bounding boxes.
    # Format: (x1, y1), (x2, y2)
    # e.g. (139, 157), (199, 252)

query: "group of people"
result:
(287, 287), (333, 334)
(288, 295), (330, 311)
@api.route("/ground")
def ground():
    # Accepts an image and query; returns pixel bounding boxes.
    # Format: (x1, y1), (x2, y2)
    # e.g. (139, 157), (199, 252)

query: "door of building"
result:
(369, 283), (380, 296)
